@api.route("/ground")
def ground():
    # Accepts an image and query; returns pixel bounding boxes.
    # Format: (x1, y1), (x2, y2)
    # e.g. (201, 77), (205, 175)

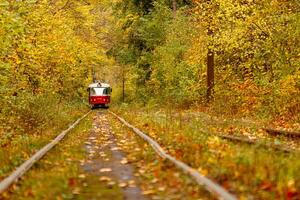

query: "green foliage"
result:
(148, 10), (200, 104)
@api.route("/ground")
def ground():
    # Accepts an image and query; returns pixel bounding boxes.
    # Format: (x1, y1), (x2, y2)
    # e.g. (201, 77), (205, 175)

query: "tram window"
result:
(103, 88), (108, 95)
(90, 88), (96, 96)
(103, 88), (112, 95)
(90, 88), (105, 96)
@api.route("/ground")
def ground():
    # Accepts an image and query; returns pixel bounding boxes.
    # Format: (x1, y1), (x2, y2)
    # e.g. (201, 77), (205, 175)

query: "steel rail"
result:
(0, 110), (92, 193)
(135, 112), (298, 153)
(184, 114), (298, 152)
(262, 128), (300, 138)
(216, 134), (296, 153)
(109, 111), (237, 200)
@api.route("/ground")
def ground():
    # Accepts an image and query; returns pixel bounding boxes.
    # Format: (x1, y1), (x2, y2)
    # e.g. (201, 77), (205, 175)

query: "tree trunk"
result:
(92, 66), (96, 82)
(206, 29), (214, 102)
(172, 0), (177, 17)
(122, 67), (125, 102)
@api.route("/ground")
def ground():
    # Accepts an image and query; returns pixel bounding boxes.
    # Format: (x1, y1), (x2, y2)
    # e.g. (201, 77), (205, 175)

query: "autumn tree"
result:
(0, 0), (111, 135)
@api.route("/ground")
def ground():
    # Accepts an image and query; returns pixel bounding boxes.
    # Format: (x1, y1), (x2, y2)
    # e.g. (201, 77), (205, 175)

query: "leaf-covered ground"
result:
(112, 105), (300, 199)
(109, 112), (214, 200)
(1, 105), (299, 199)
(4, 110), (209, 200)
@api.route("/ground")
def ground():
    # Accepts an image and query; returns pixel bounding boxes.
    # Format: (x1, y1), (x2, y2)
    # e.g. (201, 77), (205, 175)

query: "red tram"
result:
(88, 82), (112, 108)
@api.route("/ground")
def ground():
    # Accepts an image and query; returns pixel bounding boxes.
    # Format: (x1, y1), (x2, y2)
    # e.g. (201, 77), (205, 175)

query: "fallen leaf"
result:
(68, 178), (77, 187)
(128, 180), (136, 187)
(99, 176), (112, 182)
(151, 178), (158, 183)
(173, 172), (180, 177)
(118, 182), (128, 188)
(72, 187), (81, 195)
(107, 181), (116, 186)
(24, 188), (34, 197)
(120, 139), (127, 143)
(99, 152), (107, 157)
(128, 180), (135, 185)
(78, 174), (86, 179)
(260, 181), (273, 191)
(99, 168), (112, 172)
(197, 167), (208, 176)
(142, 190), (156, 195)
(120, 158), (128, 164)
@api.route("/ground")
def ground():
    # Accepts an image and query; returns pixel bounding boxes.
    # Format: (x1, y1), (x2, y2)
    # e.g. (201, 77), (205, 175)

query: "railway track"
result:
(215, 133), (296, 153)
(262, 128), (300, 138)
(109, 110), (300, 198)
(194, 126), (299, 153)
(0, 110), (238, 200)
(4, 109), (298, 199)
(137, 111), (300, 153)
(191, 113), (300, 149)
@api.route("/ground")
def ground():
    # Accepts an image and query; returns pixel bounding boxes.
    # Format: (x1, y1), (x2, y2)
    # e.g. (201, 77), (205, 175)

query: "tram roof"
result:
(88, 82), (110, 88)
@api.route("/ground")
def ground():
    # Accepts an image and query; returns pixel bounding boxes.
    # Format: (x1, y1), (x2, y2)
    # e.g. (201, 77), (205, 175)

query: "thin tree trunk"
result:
(172, 0), (177, 17)
(122, 67), (125, 102)
(206, 28), (214, 102)
(92, 66), (96, 82)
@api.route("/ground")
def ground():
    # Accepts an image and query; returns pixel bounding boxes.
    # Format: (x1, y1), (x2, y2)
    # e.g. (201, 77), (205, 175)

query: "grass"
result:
(0, 97), (89, 180)
(2, 112), (124, 199)
(111, 104), (300, 199)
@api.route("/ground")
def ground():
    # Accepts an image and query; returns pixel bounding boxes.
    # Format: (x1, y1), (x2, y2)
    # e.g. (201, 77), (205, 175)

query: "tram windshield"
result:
(90, 87), (110, 96)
